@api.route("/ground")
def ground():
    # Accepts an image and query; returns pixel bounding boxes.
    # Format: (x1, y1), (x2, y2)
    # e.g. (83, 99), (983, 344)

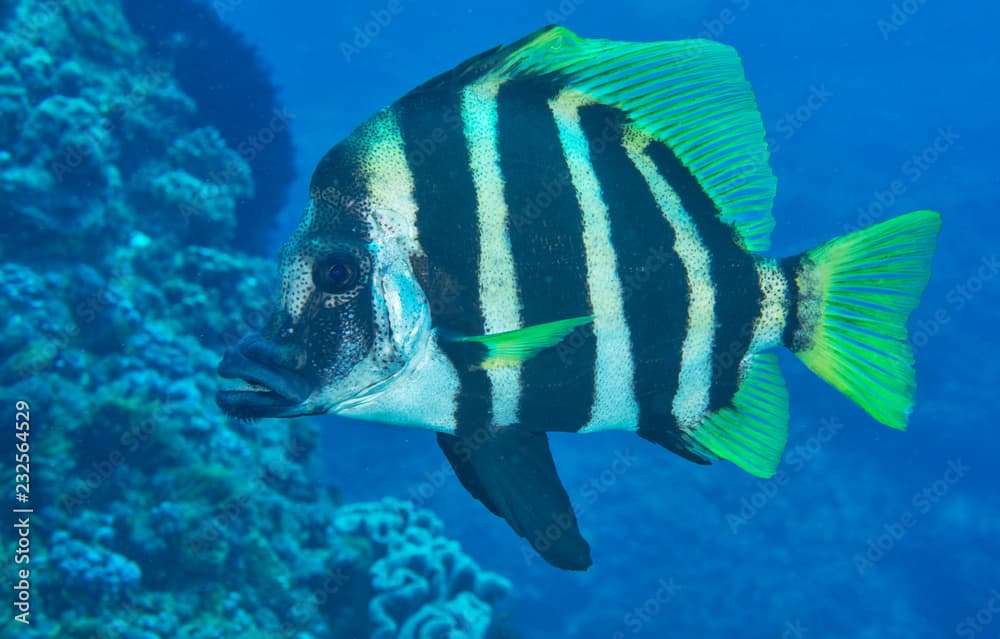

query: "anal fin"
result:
(687, 352), (790, 478)
(437, 428), (592, 570)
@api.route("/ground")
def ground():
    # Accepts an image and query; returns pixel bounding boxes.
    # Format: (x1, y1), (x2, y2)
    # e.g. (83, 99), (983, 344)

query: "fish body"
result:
(217, 27), (941, 570)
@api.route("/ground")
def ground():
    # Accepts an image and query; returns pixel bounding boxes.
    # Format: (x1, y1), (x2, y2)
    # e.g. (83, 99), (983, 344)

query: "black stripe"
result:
(781, 255), (805, 351)
(308, 136), (374, 241)
(496, 78), (596, 432)
(579, 105), (703, 459)
(393, 94), (491, 431)
(644, 140), (761, 411)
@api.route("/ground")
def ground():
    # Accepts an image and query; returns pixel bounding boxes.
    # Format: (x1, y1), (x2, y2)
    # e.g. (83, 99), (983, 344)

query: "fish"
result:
(216, 26), (942, 570)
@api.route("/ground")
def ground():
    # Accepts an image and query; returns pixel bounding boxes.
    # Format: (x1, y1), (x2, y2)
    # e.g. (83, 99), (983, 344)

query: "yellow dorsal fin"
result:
(452, 26), (778, 251)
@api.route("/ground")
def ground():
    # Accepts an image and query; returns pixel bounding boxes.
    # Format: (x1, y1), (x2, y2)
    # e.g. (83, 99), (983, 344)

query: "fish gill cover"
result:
(0, 0), (512, 637)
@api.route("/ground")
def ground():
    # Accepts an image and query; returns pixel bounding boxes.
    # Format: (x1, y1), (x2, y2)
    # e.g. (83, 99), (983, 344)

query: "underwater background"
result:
(1, 0), (998, 638)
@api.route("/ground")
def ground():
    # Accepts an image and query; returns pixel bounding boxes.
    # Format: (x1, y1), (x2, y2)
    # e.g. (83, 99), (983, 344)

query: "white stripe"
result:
(350, 107), (460, 432)
(740, 258), (788, 376)
(358, 108), (422, 255)
(462, 80), (522, 427)
(550, 90), (639, 433)
(623, 127), (715, 431)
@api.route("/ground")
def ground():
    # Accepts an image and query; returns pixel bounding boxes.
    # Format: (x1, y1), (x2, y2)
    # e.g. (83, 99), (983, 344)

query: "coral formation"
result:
(121, 0), (296, 255)
(0, 1), (511, 637)
(334, 499), (512, 639)
(47, 531), (142, 601)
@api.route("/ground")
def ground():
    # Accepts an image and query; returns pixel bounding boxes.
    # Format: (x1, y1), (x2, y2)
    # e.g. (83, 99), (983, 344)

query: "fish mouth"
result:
(216, 347), (315, 420)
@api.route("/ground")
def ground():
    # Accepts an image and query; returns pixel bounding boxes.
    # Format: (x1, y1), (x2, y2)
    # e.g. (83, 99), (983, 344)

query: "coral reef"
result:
(0, 1), (510, 637)
(121, 0), (296, 255)
(47, 531), (142, 602)
(334, 499), (512, 639)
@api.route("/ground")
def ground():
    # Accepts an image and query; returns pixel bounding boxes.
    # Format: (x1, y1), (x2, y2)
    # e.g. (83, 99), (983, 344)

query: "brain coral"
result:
(334, 499), (513, 639)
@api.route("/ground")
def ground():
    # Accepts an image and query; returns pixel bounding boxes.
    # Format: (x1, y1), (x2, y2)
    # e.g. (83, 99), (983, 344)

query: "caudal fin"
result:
(787, 210), (942, 428)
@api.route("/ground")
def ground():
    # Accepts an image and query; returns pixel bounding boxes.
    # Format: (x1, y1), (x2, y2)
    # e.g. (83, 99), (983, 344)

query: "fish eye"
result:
(314, 252), (359, 292)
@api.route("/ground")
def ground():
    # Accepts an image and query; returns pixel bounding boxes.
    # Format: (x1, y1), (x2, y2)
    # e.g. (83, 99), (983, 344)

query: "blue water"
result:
(212, 2), (1000, 637)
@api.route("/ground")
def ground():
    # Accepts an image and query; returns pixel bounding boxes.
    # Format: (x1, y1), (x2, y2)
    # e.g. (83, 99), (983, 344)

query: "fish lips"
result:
(216, 347), (315, 419)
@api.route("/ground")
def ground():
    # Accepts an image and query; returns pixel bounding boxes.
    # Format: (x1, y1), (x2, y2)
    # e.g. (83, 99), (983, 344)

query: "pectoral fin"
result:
(444, 315), (593, 369)
(437, 428), (592, 571)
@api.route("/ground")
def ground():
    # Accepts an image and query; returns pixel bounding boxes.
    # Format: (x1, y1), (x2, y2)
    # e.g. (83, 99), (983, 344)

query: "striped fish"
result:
(217, 26), (942, 570)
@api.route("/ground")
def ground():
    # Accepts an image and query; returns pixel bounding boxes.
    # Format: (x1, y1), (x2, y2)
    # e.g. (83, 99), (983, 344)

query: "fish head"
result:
(217, 140), (431, 421)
